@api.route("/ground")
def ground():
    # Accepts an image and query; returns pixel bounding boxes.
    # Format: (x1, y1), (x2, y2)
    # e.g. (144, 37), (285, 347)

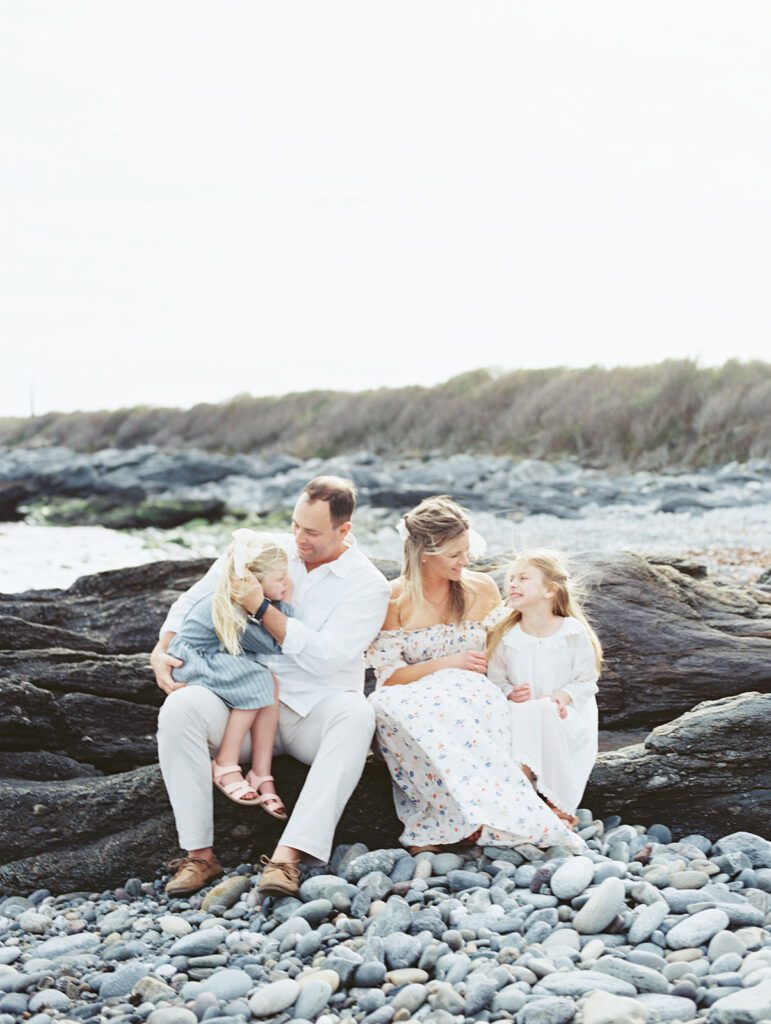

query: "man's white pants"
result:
(157, 685), (375, 863)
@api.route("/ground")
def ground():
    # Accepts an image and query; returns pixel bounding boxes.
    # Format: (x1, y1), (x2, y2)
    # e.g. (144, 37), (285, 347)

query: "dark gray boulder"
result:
(585, 692), (771, 839)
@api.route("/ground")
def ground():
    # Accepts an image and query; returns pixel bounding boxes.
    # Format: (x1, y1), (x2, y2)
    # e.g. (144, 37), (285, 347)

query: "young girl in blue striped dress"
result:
(168, 529), (293, 815)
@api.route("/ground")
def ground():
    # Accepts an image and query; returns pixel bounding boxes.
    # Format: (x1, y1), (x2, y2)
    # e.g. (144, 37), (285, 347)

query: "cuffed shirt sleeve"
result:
(280, 575), (390, 677)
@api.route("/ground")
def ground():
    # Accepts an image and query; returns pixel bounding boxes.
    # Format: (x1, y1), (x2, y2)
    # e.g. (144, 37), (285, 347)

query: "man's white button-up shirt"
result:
(160, 535), (390, 717)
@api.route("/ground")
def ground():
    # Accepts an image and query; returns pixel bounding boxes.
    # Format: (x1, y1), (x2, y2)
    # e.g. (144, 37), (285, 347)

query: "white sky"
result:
(1, 1), (770, 418)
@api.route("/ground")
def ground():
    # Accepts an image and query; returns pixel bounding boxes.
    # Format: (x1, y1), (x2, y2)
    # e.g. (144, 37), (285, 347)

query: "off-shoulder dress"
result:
(366, 611), (586, 852)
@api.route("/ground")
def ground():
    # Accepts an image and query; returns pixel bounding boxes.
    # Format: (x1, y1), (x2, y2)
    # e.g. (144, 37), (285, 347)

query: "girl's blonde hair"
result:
(212, 532), (288, 655)
(487, 548), (603, 671)
(396, 495), (475, 625)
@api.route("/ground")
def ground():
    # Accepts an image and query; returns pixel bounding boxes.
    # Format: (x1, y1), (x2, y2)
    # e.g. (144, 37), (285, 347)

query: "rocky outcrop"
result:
(0, 553), (769, 893)
(586, 692), (771, 839)
(578, 552), (771, 728)
(2, 445), (771, 527)
(0, 758), (401, 895)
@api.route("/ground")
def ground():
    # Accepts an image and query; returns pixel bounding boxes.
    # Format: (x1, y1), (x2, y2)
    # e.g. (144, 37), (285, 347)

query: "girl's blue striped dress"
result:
(168, 594), (292, 709)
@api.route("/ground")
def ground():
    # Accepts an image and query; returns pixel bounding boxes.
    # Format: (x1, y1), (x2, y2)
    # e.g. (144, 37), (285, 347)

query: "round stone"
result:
(390, 983), (428, 1014)
(573, 877), (626, 934)
(100, 963), (151, 999)
(159, 915), (192, 938)
(582, 990), (647, 1024)
(628, 900), (669, 944)
(248, 979), (300, 1017)
(198, 968), (253, 999)
(27, 990), (71, 1013)
(383, 932), (421, 969)
(354, 962), (387, 987)
(17, 912), (51, 935)
(517, 995), (576, 1023)
(147, 1010), (198, 1024)
(635, 993), (697, 1021)
(668, 870), (708, 889)
(385, 968), (428, 986)
(550, 857), (594, 900)
(666, 908), (730, 950)
(293, 978), (332, 1020)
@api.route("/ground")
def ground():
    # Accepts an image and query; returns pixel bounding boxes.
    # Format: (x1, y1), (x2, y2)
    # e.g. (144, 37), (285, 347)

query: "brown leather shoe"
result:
(257, 855), (301, 897)
(165, 855), (223, 896)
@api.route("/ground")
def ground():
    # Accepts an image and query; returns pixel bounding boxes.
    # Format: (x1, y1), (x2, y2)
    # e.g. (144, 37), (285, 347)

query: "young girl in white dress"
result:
(168, 529), (293, 815)
(486, 549), (602, 827)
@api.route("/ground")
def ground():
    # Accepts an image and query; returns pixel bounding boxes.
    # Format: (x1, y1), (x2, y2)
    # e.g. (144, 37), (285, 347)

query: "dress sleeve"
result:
(366, 630), (409, 689)
(561, 626), (600, 705)
(486, 636), (513, 696)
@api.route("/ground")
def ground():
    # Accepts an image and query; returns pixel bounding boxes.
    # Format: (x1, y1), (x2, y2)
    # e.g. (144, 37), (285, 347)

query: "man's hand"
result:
(231, 572), (264, 615)
(551, 690), (573, 719)
(150, 638), (185, 695)
(507, 683), (532, 703)
(442, 650), (488, 674)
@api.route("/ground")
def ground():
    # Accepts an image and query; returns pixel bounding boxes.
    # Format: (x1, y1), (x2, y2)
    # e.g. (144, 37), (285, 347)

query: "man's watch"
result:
(250, 597), (272, 623)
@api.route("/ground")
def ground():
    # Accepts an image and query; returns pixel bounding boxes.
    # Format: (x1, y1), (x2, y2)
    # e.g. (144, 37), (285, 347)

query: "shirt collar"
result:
(287, 534), (359, 578)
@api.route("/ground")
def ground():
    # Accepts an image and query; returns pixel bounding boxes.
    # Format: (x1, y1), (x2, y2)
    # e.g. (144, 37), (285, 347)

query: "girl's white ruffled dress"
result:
(487, 616), (599, 816)
(366, 612), (586, 852)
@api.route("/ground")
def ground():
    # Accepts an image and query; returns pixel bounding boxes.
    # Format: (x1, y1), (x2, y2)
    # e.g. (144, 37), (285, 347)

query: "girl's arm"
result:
(559, 630), (600, 706)
(486, 638), (514, 696)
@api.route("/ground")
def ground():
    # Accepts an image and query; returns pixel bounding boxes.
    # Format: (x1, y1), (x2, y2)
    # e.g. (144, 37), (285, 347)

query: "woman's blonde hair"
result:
(486, 548), (603, 671)
(396, 495), (475, 625)
(212, 532), (288, 655)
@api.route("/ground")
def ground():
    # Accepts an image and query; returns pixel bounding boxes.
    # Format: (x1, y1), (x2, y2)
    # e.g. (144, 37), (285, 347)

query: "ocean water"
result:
(2, 500), (770, 594)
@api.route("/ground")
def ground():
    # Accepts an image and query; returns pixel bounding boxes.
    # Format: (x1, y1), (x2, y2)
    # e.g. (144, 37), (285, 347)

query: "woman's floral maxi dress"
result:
(366, 613), (587, 852)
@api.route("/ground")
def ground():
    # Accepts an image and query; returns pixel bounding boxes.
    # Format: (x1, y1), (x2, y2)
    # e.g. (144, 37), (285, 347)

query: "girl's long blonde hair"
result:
(396, 495), (475, 625)
(212, 532), (288, 655)
(487, 548), (603, 671)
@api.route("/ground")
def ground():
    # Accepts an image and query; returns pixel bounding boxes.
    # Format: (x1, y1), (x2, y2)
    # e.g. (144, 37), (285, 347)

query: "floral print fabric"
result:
(366, 614), (586, 851)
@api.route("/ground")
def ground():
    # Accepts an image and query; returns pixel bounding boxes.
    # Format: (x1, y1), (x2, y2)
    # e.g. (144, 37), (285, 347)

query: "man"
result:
(151, 476), (390, 897)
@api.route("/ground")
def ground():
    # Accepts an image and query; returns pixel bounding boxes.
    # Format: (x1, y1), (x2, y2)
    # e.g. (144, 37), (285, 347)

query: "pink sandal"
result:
(246, 772), (288, 820)
(212, 762), (260, 806)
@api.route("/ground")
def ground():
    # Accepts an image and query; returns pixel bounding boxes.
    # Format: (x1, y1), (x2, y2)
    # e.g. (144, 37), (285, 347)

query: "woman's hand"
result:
(551, 690), (573, 719)
(442, 650), (488, 674)
(507, 683), (532, 703)
(232, 572), (264, 615)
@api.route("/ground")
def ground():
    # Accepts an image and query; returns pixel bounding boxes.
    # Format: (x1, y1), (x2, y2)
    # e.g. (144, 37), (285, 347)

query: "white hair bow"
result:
(231, 528), (261, 578)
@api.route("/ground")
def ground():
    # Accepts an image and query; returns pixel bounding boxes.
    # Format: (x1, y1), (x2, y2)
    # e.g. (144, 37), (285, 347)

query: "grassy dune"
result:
(1, 360), (769, 469)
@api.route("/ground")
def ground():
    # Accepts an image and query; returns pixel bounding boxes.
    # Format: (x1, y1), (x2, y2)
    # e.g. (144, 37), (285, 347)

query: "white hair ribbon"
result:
(231, 528), (261, 579)
(395, 517), (409, 542)
(467, 527), (487, 560)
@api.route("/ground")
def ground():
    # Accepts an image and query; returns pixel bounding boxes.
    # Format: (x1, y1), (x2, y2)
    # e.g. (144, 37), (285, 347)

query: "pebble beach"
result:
(2, 817), (771, 1024)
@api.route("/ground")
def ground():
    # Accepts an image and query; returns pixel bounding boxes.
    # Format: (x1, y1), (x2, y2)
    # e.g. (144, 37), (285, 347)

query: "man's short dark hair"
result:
(302, 476), (357, 526)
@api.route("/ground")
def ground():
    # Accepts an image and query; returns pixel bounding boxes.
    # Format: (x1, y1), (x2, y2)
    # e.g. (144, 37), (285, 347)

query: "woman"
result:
(367, 496), (586, 854)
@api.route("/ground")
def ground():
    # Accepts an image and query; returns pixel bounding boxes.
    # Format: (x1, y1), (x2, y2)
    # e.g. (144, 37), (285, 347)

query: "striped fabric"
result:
(168, 594), (292, 710)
